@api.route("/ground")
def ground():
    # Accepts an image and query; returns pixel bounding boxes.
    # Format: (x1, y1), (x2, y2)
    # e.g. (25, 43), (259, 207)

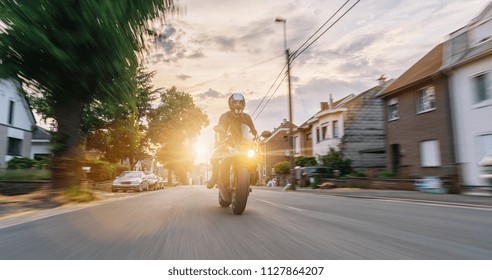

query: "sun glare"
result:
(194, 142), (206, 155)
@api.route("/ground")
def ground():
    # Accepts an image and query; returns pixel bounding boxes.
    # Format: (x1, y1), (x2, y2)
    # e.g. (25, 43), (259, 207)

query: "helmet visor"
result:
(231, 93), (244, 101)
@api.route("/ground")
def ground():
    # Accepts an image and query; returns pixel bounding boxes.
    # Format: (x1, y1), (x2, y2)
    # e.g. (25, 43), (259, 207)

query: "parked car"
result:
(163, 178), (179, 186)
(301, 166), (334, 187)
(146, 173), (160, 190)
(111, 171), (149, 192)
(479, 149), (492, 181)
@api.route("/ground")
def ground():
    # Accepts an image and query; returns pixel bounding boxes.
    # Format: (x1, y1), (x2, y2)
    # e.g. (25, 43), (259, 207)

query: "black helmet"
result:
(228, 93), (245, 115)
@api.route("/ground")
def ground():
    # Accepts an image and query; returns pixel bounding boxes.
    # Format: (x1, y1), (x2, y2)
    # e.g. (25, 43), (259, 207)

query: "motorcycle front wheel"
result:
(218, 192), (231, 207)
(231, 166), (250, 215)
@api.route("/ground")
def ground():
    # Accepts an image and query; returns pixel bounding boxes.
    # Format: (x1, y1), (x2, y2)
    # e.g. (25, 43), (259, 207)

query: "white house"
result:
(0, 78), (37, 168)
(443, 2), (492, 187)
(303, 94), (354, 161)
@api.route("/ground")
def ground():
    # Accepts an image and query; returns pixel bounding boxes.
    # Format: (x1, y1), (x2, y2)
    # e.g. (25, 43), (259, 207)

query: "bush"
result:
(320, 148), (353, 175)
(7, 157), (50, 170)
(7, 157), (36, 169)
(273, 161), (290, 175)
(84, 160), (114, 182)
(295, 156), (318, 167)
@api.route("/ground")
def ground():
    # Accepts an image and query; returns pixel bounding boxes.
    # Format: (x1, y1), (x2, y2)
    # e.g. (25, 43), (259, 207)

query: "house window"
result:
(420, 140), (441, 167)
(388, 98), (399, 121)
(476, 134), (492, 163)
(471, 20), (492, 46)
(333, 121), (339, 138)
(474, 73), (490, 103)
(7, 137), (22, 156)
(8, 100), (14, 125)
(283, 135), (288, 141)
(321, 123), (328, 140)
(316, 128), (320, 143)
(417, 86), (436, 113)
(294, 136), (300, 154)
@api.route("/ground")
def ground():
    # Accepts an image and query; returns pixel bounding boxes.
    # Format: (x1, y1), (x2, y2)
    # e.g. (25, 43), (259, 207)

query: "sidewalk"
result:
(0, 189), (144, 228)
(259, 186), (492, 208)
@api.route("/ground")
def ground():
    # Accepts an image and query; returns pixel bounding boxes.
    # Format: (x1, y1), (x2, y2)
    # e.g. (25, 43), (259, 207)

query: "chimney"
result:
(329, 94), (334, 110)
(378, 74), (386, 85)
(320, 102), (328, 111)
(282, 118), (287, 124)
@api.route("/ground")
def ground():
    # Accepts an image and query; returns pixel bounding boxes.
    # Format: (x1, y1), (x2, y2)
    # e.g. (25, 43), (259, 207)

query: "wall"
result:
(449, 55), (492, 187)
(343, 84), (388, 170)
(385, 76), (455, 179)
(0, 79), (36, 169)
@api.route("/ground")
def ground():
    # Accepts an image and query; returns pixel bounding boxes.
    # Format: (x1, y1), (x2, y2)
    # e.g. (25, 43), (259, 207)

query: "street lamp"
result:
(275, 16), (296, 190)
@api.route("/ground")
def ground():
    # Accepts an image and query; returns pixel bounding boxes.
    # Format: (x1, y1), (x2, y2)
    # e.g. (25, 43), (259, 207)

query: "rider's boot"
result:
(207, 174), (217, 189)
(207, 164), (219, 189)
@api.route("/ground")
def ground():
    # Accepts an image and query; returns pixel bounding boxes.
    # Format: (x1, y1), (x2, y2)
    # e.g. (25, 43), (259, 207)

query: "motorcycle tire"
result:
(231, 166), (250, 215)
(218, 193), (231, 207)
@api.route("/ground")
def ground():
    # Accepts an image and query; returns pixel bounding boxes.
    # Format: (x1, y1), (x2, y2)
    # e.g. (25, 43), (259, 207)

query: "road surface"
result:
(1, 186), (491, 259)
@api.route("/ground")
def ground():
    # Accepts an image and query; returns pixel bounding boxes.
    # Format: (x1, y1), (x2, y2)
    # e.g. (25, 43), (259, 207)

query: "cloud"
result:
(187, 50), (205, 59)
(213, 36), (236, 52)
(195, 88), (229, 100)
(146, 22), (207, 64)
(177, 74), (192, 80)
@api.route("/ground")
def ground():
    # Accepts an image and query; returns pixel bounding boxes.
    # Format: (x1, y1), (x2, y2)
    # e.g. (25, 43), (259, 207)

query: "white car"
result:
(146, 174), (161, 190)
(112, 171), (149, 192)
(479, 150), (492, 179)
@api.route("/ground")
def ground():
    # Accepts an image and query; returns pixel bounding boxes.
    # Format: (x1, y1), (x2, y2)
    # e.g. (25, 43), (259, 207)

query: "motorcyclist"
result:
(206, 93), (257, 189)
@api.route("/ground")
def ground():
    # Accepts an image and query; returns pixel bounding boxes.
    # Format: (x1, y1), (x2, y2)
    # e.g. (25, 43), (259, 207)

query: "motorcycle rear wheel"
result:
(231, 166), (250, 215)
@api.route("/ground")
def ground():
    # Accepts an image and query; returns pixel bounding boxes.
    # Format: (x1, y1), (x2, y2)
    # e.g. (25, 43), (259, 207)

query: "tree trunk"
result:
(51, 97), (83, 190)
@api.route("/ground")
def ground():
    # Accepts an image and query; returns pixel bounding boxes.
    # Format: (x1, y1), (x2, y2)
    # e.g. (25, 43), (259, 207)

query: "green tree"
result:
(147, 87), (209, 185)
(295, 156), (318, 167)
(320, 148), (353, 175)
(0, 1), (176, 189)
(84, 66), (160, 168)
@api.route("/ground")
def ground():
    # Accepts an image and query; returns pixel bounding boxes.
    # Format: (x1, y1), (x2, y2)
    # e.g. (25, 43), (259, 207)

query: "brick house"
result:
(379, 43), (457, 179)
(258, 119), (297, 183)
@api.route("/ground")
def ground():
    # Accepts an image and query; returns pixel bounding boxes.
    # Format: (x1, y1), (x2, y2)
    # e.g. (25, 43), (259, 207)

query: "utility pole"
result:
(276, 17), (296, 190)
(286, 48), (295, 190)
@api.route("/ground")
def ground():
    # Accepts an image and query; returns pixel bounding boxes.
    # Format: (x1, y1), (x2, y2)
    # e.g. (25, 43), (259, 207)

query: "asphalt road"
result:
(0, 186), (491, 259)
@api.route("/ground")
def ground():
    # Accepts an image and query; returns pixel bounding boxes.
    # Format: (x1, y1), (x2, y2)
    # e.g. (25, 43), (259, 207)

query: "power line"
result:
(254, 0), (361, 120)
(291, 0), (351, 58)
(293, 0), (361, 61)
(254, 72), (288, 121)
(251, 62), (287, 117)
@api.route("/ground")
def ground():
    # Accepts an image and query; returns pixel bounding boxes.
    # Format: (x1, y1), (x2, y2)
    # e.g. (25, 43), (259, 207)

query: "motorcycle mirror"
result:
(260, 131), (272, 138)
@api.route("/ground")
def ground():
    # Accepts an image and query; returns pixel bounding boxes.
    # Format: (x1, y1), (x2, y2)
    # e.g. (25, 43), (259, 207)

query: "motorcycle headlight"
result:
(247, 149), (256, 158)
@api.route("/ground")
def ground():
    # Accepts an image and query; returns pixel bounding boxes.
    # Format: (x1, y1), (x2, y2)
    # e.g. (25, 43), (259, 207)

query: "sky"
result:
(146, 0), (487, 163)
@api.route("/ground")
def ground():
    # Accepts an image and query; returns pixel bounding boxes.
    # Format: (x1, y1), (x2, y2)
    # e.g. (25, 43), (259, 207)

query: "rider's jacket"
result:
(216, 111), (257, 144)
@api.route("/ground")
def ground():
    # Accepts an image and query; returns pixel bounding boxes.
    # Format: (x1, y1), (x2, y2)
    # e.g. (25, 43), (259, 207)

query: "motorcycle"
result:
(214, 124), (270, 215)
